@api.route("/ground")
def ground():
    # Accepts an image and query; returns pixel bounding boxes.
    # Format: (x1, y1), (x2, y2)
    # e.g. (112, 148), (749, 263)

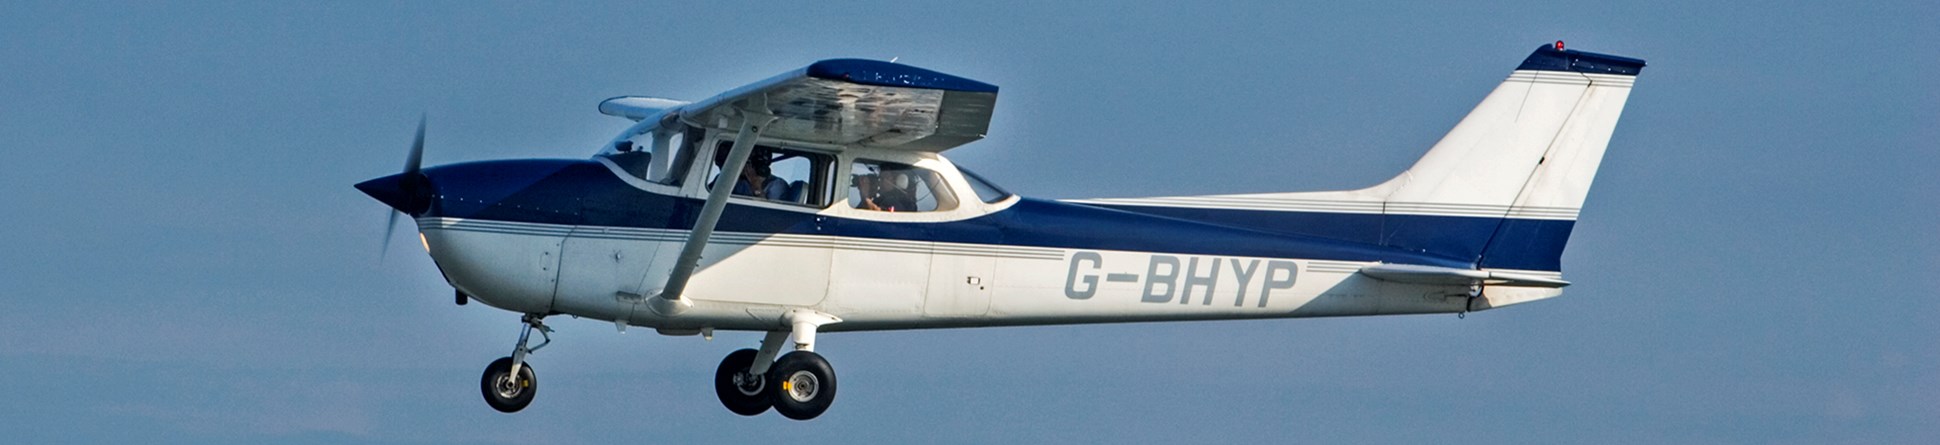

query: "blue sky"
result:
(2, 1), (1935, 443)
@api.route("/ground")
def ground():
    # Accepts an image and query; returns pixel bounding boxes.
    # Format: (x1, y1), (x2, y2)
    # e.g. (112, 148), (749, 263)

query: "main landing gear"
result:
(713, 314), (840, 420)
(473, 311), (841, 420)
(481, 314), (550, 413)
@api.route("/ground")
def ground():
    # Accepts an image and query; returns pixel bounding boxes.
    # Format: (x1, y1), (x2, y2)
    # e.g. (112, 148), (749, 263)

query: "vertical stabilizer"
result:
(1069, 43), (1645, 272)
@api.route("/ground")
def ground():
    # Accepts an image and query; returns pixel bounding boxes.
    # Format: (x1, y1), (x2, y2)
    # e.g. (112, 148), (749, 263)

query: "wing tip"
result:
(806, 59), (998, 93)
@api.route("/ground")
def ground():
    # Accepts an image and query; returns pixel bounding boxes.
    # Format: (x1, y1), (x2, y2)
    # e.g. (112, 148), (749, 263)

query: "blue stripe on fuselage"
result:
(415, 159), (1480, 269)
(1084, 205), (1573, 272)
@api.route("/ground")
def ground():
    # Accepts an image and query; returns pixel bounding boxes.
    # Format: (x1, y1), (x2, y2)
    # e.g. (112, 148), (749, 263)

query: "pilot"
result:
(715, 148), (790, 201)
(733, 157), (790, 201)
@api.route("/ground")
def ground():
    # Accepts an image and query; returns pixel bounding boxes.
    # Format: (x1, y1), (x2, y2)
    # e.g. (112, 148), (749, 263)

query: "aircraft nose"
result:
(355, 172), (432, 215)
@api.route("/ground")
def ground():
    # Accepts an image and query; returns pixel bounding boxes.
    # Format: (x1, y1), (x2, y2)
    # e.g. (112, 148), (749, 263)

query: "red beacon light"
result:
(1554, 40), (1566, 51)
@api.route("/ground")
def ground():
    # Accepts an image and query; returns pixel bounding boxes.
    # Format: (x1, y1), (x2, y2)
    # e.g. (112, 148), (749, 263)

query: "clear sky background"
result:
(2, 1), (1935, 443)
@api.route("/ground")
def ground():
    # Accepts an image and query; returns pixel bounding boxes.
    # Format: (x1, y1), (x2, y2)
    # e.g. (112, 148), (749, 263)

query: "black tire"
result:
(714, 349), (772, 416)
(768, 351), (836, 420)
(480, 357), (536, 413)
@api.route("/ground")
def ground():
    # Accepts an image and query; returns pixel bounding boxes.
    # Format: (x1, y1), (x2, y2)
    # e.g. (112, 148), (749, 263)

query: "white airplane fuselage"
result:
(412, 144), (1563, 335)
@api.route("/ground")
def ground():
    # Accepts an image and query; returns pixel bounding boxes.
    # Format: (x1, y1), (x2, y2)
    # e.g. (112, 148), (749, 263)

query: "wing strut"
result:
(648, 111), (776, 316)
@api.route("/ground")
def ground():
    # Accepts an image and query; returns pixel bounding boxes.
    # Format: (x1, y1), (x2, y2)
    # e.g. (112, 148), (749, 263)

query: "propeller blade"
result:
(381, 209), (400, 261)
(382, 115), (426, 261)
(404, 114), (426, 175)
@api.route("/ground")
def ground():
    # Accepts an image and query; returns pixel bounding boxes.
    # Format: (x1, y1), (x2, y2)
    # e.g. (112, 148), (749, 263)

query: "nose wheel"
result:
(480, 315), (550, 413)
(481, 357), (536, 412)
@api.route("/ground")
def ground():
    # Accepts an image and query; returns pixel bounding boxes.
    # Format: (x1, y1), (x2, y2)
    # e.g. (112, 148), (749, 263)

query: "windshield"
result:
(596, 125), (699, 185)
(956, 166), (1014, 203)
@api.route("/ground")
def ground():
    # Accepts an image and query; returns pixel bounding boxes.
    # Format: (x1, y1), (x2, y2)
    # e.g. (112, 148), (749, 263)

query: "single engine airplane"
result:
(356, 42), (1644, 420)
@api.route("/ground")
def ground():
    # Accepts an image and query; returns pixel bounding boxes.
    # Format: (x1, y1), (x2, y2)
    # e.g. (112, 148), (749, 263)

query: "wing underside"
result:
(604, 59), (998, 152)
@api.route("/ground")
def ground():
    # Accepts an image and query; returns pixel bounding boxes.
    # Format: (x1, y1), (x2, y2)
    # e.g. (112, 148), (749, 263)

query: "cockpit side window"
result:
(705, 141), (835, 207)
(849, 159), (958, 212)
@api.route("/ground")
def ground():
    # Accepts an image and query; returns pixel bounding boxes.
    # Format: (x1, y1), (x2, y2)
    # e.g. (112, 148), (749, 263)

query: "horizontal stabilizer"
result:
(1358, 263), (1569, 288)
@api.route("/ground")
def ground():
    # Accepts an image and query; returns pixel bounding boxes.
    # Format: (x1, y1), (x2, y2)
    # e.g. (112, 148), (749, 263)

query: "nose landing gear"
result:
(481, 357), (536, 413)
(480, 314), (550, 413)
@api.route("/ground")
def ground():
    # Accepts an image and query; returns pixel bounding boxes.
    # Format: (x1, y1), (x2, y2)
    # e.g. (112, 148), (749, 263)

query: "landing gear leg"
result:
(481, 314), (550, 413)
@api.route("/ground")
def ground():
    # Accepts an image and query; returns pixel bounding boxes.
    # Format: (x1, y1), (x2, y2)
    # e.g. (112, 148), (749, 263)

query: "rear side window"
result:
(848, 160), (959, 212)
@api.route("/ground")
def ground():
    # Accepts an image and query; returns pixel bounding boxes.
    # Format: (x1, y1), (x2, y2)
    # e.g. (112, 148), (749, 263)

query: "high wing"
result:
(600, 59), (998, 152)
(1358, 264), (1571, 288)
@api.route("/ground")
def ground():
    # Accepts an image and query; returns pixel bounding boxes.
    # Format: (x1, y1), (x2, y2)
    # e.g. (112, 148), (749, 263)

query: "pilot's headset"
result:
(713, 146), (773, 170)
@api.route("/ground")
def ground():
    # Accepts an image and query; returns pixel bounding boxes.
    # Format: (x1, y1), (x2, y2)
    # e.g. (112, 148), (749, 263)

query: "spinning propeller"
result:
(355, 115), (433, 259)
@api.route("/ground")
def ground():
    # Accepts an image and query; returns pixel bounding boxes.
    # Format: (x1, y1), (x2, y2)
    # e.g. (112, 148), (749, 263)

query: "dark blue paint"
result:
(1516, 44), (1646, 76)
(1476, 218), (1576, 271)
(805, 59), (999, 93)
(1087, 205), (1575, 272)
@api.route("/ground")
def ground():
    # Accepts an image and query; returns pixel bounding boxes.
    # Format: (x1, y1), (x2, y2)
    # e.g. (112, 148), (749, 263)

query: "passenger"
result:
(871, 167), (919, 212)
(853, 174), (882, 210)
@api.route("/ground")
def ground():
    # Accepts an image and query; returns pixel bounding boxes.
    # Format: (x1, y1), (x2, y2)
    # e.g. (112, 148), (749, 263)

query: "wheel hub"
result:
(494, 373), (525, 399)
(783, 370), (819, 402)
(733, 372), (764, 396)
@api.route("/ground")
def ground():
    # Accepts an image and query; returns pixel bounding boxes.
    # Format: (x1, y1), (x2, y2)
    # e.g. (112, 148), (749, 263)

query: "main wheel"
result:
(480, 357), (537, 413)
(768, 351), (837, 420)
(714, 349), (772, 416)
